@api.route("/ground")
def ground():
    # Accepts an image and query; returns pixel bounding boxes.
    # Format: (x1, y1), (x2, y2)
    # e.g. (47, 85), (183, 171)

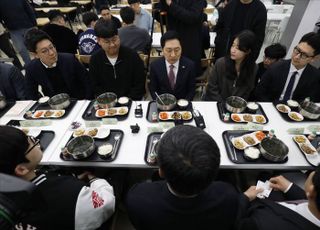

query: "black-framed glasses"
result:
(25, 136), (41, 155)
(293, 46), (315, 60)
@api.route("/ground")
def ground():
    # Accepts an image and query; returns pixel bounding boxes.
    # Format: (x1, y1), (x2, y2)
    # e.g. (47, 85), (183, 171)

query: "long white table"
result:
(1, 101), (318, 170)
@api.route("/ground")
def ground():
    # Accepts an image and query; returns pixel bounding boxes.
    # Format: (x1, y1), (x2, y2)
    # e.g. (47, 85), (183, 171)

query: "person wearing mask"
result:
(204, 30), (258, 101)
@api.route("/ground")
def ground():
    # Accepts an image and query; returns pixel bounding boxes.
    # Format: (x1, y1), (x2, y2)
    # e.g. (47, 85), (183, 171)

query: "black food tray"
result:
(222, 130), (288, 164)
(6, 119), (55, 151)
(60, 129), (124, 162)
(144, 132), (163, 166)
(217, 102), (269, 124)
(146, 101), (193, 123)
(82, 100), (132, 121)
(293, 134), (320, 167)
(0, 101), (15, 118)
(273, 101), (320, 122)
(23, 99), (77, 119)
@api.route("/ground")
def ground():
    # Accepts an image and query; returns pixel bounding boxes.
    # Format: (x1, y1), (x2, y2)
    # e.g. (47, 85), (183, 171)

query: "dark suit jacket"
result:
(238, 184), (318, 230)
(254, 59), (320, 102)
(0, 62), (26, 100)
(149, 56), (196, 101)
(25, 53), (93, 100)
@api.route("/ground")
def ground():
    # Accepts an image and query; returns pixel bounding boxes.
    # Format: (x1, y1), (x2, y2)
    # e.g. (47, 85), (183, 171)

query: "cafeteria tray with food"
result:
(24, 99), (77, 119)
(292, 134), (320, 166)
(0, 100), (15, 118)
(217, 102), (269, 124)
(82, 99), (132, 121)
(146, 101), (193, 123)
(60, 129), (124, 162)
(273, 100), (320, 122)
(144, 132), (163, 166)
(222, 130), (288, 164)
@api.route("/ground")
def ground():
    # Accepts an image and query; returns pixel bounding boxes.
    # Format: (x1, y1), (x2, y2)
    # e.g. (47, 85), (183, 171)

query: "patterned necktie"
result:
(168, 65), (175, 90)
(283, 71), (298, 102)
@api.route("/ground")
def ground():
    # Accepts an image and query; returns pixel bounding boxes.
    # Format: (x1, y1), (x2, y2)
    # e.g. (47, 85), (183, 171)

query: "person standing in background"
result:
(214, 0), (267, 61)
(0, 0), (37, 66)
(128, 0), (153, 33)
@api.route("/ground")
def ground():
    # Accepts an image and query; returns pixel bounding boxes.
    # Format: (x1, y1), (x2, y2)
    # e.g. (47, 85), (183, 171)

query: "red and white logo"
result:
(91, 191), (104, 208)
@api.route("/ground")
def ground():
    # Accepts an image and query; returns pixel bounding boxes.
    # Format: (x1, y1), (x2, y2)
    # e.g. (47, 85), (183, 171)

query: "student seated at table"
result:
(100, 5), (122, 29)
(204, 30), (258, 101)
(128, 0), (153, 33)
(24, 29), (93, 100)
(118, 6), (151, 54)
(149, 31), (196, 101)
(79, 12), (101, 55)
(255, 43), (287, 85)
(0, 125), (115, 230)
(126, 125), (241, 230)
(254, 32), (320, 102)
(239, 167), (320, 230)
(0, 62), (26, 100)
(42, 10), (78, 54)
(89, 19), (145, 99)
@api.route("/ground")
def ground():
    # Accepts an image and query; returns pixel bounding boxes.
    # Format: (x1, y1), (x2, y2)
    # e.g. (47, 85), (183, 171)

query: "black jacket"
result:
(89, 46), (146, 100)
(254, 59), (320, 102)
(0, 0), (36, 30)
(25, 53), (93, 100)
(238, 184), (319, 230)
(214, 0), (267, 60)
(0, 62), (26, 100)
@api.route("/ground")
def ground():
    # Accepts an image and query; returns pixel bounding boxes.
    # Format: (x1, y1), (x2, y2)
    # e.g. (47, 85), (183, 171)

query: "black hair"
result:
(120, 7), (135, 24)
(157, 125), (220, 196)
(128, 0), (140, 4)
(82, 12), (99, 27)
(48, 10), (64, 22)
(299, 32), (320, 56)
(160, 30), (181, 48)
(99, 4), (110, 13)
(24, 28), (53, 53)
(312, 164), (320, 212)
(0, 126), (29, 175)
(225, 30), (257, 86)
(264, 43), (287, 59)
(94, 18), (118, 38)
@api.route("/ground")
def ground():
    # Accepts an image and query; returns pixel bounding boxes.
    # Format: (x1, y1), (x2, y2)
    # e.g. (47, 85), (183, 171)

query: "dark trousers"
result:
(0, 32), (23, 69)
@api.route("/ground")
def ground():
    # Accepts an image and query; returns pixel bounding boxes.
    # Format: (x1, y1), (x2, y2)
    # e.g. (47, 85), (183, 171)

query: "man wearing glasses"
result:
(23, 29), (93, 100)
(254, 32), (320, 102)
(89, 19), (146, 100)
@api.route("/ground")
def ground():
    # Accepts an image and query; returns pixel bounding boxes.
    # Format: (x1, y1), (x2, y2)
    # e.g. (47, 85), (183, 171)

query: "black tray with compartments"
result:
(6, 119), (55, 151)
(0, 100), (15, 118)
(144, 132), (163, 166)
(60, 129), (124, 162)
(222, 130), (288, 164)
(146, 101), (193, 123)
(217, 102), (269, 124)
(23, 99), (77, 119)
(82, 100), (132, 121)
(273, 101), (320, 122)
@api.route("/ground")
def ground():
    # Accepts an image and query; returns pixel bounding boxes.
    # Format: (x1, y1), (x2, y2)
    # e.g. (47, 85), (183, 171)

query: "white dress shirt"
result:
(279, 63), (306, 101)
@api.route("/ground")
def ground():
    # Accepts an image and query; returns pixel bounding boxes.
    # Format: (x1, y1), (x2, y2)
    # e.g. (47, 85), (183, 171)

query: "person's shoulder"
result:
(206, 181), (239, 196)
(150, 56), (165, 67)
(127, 181), (166, 196)
(180, 56), (194, 66)
(25, 58), (41, 70)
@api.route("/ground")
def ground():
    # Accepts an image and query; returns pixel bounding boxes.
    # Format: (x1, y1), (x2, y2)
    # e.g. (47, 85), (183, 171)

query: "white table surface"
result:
(152, 32), (216, 48)
(0, 100), (87, 164)
(267, 12), (291, 21)
(1, 101), (319, 170)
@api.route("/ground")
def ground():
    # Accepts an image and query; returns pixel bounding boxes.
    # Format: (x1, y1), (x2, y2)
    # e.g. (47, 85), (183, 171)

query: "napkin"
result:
(5, 101), (33, 116)
(256, 180), (273, 198)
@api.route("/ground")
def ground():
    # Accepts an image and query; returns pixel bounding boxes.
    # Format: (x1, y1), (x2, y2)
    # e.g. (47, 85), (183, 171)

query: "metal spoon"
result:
(155, 92), (165, 105)
(150, 138), (159, 155)
(112, 134), (121, 156)
(30, 96), (50, 114)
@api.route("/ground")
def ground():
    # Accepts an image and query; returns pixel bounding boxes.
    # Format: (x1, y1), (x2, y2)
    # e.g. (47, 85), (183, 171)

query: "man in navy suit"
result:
(24, 29), (93, 100)
(149, 31), (196, 101)
(254, 32), (320, 102)
(239, 167), (320, 230)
